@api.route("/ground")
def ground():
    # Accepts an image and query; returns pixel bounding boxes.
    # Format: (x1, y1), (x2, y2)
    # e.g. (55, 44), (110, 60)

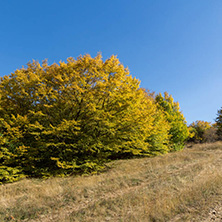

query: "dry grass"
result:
(1, 142), (222, 221)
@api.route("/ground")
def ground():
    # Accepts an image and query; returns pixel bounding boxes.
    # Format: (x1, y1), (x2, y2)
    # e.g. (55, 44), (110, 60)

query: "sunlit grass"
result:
(1, 142), (222, 221)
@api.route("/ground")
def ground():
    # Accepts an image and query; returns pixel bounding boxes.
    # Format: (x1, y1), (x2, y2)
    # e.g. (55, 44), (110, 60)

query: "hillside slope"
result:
(1, 142), (222, 221)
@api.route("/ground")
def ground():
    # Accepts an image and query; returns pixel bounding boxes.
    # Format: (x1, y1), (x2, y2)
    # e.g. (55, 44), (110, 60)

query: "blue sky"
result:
(1, 0), (222, 124)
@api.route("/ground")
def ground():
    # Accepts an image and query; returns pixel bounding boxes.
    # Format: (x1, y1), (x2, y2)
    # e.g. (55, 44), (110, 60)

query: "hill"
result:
(1, 142), (222, 221)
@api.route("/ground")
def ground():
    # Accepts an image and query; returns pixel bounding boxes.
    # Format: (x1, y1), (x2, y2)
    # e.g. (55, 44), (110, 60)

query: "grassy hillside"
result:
(1, 142), (222, 221)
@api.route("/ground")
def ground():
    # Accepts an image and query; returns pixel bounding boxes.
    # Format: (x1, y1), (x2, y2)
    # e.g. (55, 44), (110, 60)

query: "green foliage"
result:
(0, 54), (189, 183)
(216, 108), (222, 140)
(145, 91), (171, 155)
(155, 92), (189, 151)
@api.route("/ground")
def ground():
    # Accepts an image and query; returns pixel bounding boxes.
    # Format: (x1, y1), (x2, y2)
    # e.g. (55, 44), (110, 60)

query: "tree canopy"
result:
(0, 54), (189, 183)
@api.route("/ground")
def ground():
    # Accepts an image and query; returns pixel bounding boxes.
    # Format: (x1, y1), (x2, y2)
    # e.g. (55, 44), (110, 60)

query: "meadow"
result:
(1, 142), (222, 221)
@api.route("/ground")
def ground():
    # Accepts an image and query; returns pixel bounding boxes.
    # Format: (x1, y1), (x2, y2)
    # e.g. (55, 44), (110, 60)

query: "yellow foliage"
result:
(0, 53), (188, 183)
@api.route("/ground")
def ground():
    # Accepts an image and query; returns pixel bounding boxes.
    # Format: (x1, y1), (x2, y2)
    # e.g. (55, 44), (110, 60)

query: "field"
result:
(1, 142), (222, 221)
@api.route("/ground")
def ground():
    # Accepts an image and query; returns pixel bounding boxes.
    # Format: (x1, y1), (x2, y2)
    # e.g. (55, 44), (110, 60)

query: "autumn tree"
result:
(203, 123), (218, 143)
(188, 120), (212, 143)
(0, 54), (161, 182)
(0, 54), (190, 183)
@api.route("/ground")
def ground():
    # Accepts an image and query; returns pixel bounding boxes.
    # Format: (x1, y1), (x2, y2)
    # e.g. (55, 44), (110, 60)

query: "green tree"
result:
(216, 108), (222, 140)
(155, 92), (189, 151)
(144, 91), (171, 155)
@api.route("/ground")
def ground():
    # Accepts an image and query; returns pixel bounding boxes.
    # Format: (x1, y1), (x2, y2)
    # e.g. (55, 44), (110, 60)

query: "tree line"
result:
(0, 54), (189, 183)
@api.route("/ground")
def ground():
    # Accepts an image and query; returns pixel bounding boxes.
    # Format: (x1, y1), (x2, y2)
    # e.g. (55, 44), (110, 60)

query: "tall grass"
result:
(1, 142), (222, 221)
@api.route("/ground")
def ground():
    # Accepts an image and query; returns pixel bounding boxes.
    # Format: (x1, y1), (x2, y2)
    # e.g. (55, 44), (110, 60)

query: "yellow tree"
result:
(0, 54), (157, 180)
(188, 120), (212, 143)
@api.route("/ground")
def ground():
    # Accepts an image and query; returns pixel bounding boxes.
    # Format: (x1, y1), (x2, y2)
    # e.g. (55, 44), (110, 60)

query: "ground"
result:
(1, 142), (222, 221)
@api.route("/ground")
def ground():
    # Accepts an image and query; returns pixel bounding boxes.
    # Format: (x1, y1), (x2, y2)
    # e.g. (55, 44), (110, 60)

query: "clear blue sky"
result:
(1, 0), (222, 124)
